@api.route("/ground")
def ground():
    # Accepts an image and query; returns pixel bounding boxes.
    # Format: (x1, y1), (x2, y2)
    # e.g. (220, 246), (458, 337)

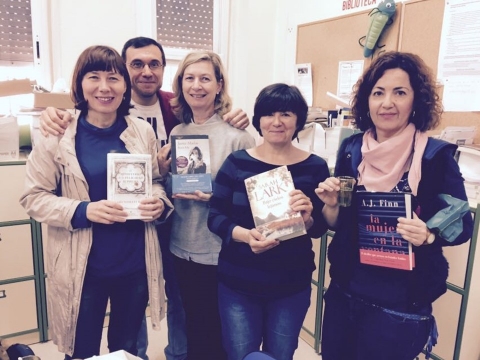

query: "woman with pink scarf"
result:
(315, 52), (473, 360)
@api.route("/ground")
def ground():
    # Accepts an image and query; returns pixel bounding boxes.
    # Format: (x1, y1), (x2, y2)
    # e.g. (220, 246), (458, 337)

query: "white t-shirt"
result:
(130, 99), (167, 146)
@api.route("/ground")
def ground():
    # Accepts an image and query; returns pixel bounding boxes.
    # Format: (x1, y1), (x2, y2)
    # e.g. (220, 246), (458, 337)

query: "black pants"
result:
(321, 284), (433, 360)
(65, 270), (149, 360)
(174, 256), (226, 360)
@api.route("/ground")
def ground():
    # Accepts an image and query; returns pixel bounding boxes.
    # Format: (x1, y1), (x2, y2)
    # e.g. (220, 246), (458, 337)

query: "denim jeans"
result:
(218, 282), (311, 360)
(65, 270), (149, 360)
(136, 225), (187, 360)
(321, 284), (434, 360)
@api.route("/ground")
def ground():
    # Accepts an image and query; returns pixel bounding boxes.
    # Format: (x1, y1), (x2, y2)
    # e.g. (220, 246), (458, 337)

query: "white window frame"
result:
(134, 0), (230, 66)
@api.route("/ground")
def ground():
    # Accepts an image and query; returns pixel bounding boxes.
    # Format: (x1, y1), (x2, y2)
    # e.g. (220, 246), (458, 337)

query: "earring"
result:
(367, 111), (370, 118)
(412, 110), (416, 118)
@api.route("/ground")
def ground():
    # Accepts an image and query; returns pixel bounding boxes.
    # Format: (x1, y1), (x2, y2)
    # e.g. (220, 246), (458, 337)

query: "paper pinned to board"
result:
(439, 126), (476, 145)
(294, 63), (313, 106)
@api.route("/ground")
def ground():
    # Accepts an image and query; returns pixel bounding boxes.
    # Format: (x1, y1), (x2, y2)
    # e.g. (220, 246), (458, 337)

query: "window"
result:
(0, 0), (33, 64)
(136, 0), (229, 92)
(156, 0), (214, 52)
(0, 0), (50, 113)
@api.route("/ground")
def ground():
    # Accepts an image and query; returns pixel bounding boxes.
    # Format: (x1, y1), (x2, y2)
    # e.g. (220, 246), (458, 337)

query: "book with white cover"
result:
(107, 153), (152, 220)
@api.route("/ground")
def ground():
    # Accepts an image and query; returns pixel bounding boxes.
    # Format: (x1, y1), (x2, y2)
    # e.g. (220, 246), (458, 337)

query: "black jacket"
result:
(328, 133), (474, 308)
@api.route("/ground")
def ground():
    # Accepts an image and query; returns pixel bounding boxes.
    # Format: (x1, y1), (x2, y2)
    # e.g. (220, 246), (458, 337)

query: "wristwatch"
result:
(426, 228), (436, 244)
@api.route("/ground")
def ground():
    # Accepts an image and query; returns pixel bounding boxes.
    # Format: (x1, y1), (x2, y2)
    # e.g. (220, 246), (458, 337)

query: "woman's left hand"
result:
(289, 189), (313, 224)
(396, 213), (429, 247)
(173, 190), (212, 202)
(139, 197), (165, 222)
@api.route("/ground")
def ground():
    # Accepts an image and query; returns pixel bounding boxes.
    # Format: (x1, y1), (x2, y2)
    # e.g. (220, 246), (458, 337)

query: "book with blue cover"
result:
(357, 191), (414, 270)
(170, 135), (212, 194)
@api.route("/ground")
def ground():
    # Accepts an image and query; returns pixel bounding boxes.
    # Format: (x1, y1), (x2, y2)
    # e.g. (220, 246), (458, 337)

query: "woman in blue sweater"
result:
(316, 52), (474, 360)
(208, 83), (330, 360)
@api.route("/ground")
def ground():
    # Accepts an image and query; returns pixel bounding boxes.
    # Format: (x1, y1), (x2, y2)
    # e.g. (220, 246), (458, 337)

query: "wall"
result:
(47, 0), (408, 115)
(48, 0), (137, 86)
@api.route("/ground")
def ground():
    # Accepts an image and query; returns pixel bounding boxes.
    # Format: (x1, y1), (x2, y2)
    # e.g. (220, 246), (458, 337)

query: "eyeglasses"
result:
(128, 60), (164, 71)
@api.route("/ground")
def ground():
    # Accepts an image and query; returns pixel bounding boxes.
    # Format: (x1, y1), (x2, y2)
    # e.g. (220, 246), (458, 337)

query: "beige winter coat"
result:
(19, 114), (173, 356)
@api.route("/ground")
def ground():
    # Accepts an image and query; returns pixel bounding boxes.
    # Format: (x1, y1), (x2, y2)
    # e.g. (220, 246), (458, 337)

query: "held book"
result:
(244, 165), (306, 241)
(357, 191), (414, 271)
(170, 135), (212, 194)
(107, 153), (152, 220)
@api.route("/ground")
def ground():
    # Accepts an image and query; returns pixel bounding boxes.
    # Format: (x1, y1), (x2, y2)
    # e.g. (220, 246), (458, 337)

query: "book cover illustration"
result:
(107, 153), (152, 220)
(245, 165), (306, 241)
(357, 191), (414, 271)
(170, 135), (212, 194)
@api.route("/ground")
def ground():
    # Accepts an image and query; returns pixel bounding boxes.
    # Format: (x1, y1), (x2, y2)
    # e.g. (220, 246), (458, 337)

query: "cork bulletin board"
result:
(297, 0), (479, 143)
(399, 0), (480, 143)
(296, 4), (402, 110)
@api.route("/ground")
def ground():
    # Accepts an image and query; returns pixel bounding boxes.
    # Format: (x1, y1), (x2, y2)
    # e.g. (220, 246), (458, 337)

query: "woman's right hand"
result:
(247, 228), (280, 254)
(39, 107), (72, 136)
(315, 176), (341, 207)
(86, 200), (128, 224)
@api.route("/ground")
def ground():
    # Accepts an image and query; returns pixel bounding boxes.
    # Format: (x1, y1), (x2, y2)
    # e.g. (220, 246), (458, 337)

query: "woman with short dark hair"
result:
(208, 83), (330, 360)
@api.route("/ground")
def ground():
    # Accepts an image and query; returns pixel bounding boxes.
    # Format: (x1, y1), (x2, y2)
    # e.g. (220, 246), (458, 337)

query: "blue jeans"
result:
(137, 224), (187, 360)
(65, 270), (149, 360)
(321, 284), (435, 360)
(218, 282), (311, 360)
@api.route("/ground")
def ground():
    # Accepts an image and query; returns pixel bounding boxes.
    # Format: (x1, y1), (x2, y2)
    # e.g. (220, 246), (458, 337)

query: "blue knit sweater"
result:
(208, 150), (330, 298)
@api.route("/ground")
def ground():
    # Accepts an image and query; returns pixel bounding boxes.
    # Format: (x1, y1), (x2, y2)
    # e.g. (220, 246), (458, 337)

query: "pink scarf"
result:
(357, 123), (429, 196)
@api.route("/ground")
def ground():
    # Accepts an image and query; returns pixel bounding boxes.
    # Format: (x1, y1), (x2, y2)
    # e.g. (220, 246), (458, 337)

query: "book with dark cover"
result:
(357, 191), (414, 270)
(107, 153), (152, 220)
(244, 165), (306, 241)
(170, 135), (212, 194)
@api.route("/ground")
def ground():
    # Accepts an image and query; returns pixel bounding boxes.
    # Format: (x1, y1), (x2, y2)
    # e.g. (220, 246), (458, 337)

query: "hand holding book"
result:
(173, 190), (212, 202)
(288, 189), (314, 228)
(137, 197), (166, 222)
(86, 200), (129, 224)
(232, 226), (280, 254)
(396, 212), (432, 247)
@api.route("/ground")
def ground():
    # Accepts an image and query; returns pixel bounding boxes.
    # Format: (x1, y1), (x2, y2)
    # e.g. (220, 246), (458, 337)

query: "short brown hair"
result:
(170, 51), (232, 124)
(351, 51), (442, 132)
(71, 45), (132, 116)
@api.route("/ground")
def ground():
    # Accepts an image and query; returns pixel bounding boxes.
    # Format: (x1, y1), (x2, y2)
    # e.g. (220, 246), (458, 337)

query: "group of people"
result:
(19, 34), (473, 360)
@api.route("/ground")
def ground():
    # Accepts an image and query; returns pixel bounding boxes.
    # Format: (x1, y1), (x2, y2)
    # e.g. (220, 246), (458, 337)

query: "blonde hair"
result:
(170, 51), (232, 123)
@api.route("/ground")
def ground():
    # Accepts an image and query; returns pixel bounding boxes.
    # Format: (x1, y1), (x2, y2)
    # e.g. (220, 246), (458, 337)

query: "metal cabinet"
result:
(0, 156), (48, 344)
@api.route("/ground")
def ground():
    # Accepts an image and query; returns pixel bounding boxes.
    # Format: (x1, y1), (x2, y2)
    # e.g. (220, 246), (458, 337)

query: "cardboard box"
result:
(0, 116), (19, 161)
(33, 92), (74, 109)
(0, 79), (34, 97)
